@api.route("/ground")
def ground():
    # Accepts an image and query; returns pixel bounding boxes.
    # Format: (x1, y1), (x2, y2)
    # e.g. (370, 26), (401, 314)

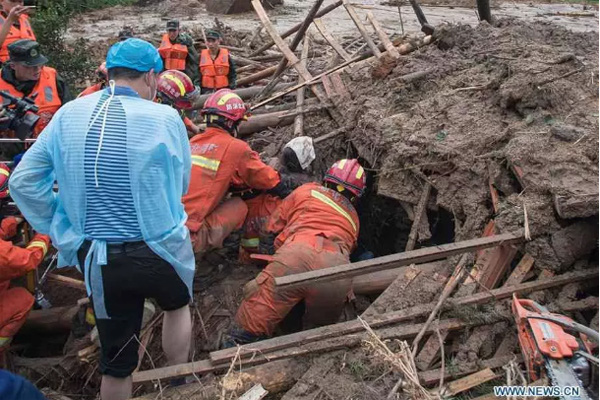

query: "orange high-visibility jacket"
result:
(0, 14), (35, 63)
(0, 217), (49, 283)
(158, 34), (188, 71)
(199, 48), (230, 89)
(77, 82), (104, 98)
(266, 182), (359, 254)
(183, 127), (280, 233)
(0, 66), (61, 138)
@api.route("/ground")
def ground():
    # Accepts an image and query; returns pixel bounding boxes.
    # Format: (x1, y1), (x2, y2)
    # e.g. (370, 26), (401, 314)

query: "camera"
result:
(0, 91), (40, 140)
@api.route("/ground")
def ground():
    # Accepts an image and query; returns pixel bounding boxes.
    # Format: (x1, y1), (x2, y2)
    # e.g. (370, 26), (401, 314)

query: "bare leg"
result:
(162, 304), (191, 365)
(101, 375), (132, 400)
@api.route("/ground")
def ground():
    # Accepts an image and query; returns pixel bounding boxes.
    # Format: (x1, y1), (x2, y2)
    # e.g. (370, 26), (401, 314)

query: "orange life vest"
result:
(158, 34), (188, 71)
(200, 48), (230, 89)
(77, 82), (104, 98)
(0, 66), (61, 138)
(0, 14), (36, 63)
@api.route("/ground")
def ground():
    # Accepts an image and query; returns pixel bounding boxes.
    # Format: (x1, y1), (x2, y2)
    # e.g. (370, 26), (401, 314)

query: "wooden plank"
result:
(443, 368), (497, 396)
(478, 244), (518, 289)
(405, 182), (432, 251)
(135, 318), (467, 383)
(47, 274), (86, 291)
(313, 18), (352, 62)
(275, 232), (525, 288)
(342, 0), (382, 58)
(508, 159), (526, 189)
(419, 355), (520, 386)
(328, 72), (350, 99)
(237, 65), (279, 87)
(489, 178), (499, 214)
(415, 330), (448, 371)
(294, 36), (310, 137)
(366, 12), (400, 58)
(209, 269), (595, 366)
(504, 253), (535, 287)
(251, 0), (342, 124)
(250, 0), (343, 57)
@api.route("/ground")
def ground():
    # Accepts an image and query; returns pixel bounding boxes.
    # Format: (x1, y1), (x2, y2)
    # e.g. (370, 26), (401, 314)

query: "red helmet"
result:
(96, 62), (107, 80)
(0, 163), (10, 199)
(157, 70), (198, 110)
(324, 159), (366, 197)
(201, 89), (248, 122)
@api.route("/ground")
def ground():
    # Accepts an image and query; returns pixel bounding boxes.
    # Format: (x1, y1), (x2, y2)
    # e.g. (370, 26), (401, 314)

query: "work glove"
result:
(267, 173), (301, 199)
(0, 216), (21, 239)
(26, 233), (51, 257)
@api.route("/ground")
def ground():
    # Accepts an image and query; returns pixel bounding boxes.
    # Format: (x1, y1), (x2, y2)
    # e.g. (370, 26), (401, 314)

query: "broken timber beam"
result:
(342, 0), (382, 58)
(256, 0), (325, 100)
(352, 261), (442, 295)
(132, 269), (595, 383)
(294, 36), (310, 137)
(251, 0), (343, 125)
(313, 18), (352, 62)
(47, 273), (86, 291)
(275, 232), (525, 288)
(209, 269), (595, 366)
(21, 305), (79, 334)
(366, 12), (400, 59)
(440, 368), (497, 397)
(405, 182), (432, 251)
(419, 355), (519, 386)
(237, 65), (279, 87)
(135, 319), (468, 383)
(192, 83), (293, 109)
(249, 0), (343, 57)
(553, 192), (599, 219)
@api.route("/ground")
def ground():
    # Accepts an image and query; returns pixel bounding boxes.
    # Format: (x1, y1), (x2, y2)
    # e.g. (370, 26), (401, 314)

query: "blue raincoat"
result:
(9, 87), (194, 318)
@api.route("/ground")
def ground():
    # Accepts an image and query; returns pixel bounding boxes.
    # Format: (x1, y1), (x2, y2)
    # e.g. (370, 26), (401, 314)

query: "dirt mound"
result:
(329, 18), (598, 270)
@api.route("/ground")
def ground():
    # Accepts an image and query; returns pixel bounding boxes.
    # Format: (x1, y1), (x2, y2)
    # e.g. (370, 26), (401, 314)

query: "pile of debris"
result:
(9, 1), (599, 399)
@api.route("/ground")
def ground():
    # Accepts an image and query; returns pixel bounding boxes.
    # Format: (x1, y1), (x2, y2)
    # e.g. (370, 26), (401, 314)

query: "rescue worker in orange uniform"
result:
(199, 30), (236, 94)
(239, 136), (316, 263)
(158, 20), (199, 85)
(230, 159), (367, 344)
(156, 69), (201, 135)
(77, 62), (107, 98)
(0, 0), (35, 65)
(0, 40), (71, 160)
(183, 89), (294, 285)
(0, 163), (50, 355)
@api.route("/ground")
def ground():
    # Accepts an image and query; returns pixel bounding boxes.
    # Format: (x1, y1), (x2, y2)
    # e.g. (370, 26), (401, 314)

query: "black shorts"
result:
(78, 241), (190, 378)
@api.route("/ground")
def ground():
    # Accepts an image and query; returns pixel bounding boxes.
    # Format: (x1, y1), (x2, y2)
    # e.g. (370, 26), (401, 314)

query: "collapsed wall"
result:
(331, 19), (599, 272)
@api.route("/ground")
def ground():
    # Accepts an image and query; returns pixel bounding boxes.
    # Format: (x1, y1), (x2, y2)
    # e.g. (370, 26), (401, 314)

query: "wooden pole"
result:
(342, 0), (382, 58)
(294, 36), (310, 137)
(405, 183), (432, 251)
(191, 83), (293, 109)
(275, 232), (525, 288)
(256, 0), (325, 100)
(249, 0), (343, 57)
(237, 65), (279, 87)
(252, 0), (342, 125)
(313, 18), (352, 62)
(366, 11), (400, 59)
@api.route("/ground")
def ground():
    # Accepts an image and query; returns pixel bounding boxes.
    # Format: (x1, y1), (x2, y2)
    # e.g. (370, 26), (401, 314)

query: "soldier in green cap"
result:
(199, 29), (236, 94)
(0, 39), (71, 140)
(158, 19), (199, 84)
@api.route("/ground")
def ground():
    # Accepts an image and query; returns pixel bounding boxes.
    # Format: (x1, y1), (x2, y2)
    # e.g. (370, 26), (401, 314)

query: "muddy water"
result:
(67, 0), (598, 45)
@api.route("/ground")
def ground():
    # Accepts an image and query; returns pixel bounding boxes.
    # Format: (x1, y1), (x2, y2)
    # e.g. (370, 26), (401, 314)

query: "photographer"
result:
(0, 0), (36, 65)
(0, 162), (50, 360)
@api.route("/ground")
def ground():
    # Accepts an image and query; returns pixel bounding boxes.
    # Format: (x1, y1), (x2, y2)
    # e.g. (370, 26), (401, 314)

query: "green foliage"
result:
(30, 4), (94, 90)
(30, 0), (138, 92)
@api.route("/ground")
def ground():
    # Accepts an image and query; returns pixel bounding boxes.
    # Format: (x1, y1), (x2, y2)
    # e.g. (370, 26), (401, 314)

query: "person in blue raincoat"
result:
(9, 38), (194, 400)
